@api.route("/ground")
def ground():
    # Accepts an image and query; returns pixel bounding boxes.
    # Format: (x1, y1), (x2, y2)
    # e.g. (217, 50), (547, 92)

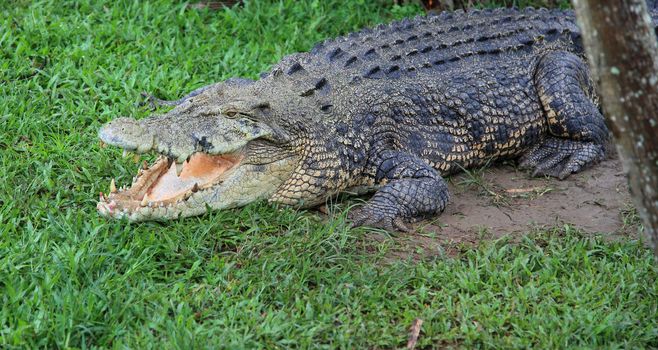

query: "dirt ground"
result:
(376, 158), (644, 258)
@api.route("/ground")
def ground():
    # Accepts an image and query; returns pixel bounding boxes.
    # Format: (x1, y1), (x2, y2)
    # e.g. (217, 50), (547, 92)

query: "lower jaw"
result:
(97, 152), (244, 219)
(97, 156), (299, 222)
(97, 197), (207, 222)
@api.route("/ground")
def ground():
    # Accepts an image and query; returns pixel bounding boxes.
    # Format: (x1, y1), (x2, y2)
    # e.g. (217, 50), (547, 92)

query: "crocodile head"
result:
(97, 83), (301, 221)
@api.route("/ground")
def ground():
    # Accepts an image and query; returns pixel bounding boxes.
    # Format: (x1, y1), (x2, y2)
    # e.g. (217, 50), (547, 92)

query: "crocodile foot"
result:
(519, 137), (605, 179)
(139, 92), (181, 110)
(349, 205), (411, 232)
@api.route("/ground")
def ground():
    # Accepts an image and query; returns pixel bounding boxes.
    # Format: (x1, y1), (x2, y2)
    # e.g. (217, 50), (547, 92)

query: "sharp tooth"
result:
(110, 179), (117, 193)
(141, 194), (149, 206)
(176, 162), (184, 176)
(133, 153), (141, 163)
(191, 183), (199, 193)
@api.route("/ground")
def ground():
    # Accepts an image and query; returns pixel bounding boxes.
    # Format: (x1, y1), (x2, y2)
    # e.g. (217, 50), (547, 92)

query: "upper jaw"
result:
(97, 112), (275, 163)
(98, 117), (155, 154)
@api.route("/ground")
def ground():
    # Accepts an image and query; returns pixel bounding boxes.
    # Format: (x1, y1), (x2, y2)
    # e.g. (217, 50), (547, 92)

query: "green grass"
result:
(1, 0), (656, 348)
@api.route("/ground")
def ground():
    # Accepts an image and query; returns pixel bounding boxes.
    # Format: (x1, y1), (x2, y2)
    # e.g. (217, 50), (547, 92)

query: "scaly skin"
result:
(97, 7), (658, 230)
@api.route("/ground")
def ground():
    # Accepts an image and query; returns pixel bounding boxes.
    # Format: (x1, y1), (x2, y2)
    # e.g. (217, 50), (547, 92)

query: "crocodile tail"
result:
(649, 0), (658, 10)
(650, 0), (658, 18)
(649, 0), (658, 35)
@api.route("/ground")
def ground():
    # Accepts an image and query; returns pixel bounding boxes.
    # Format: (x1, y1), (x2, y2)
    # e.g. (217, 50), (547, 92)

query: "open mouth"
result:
(97, 151), (244, 217)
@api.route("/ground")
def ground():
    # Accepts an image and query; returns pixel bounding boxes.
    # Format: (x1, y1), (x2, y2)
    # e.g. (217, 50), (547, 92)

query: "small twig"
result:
(505, 187), (543, 194)
(406, 318), (424, 350)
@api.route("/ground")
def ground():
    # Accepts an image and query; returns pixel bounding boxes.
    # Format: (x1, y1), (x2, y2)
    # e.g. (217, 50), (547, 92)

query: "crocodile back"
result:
(262, 8), (581, 95)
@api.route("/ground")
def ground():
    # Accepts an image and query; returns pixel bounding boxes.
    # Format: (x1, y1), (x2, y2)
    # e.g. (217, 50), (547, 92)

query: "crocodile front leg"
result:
(350, 150), (450, 231)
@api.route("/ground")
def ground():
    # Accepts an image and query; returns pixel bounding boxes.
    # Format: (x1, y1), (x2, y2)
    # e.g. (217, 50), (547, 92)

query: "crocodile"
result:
(96, 6), (658, 230)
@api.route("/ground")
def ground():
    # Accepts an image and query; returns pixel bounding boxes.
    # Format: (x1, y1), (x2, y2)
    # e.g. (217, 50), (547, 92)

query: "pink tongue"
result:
(147, 162), (201, 201)
(145, 153), (241, 202)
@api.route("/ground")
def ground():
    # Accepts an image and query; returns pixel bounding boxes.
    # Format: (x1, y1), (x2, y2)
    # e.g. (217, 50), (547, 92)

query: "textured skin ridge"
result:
(270, 8), (580, 85)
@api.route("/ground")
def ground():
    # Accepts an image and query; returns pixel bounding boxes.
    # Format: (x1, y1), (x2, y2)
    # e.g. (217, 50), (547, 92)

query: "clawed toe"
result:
(520, 138), (605, 179)
(349, 206), (411, 232)
(139, 92), (180, 110)
(138, 92), (160, 110)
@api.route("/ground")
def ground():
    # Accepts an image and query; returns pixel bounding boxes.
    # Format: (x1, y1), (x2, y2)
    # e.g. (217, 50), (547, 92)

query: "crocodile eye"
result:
(225, 110), (252, 119)
(225, 111), (259, 123)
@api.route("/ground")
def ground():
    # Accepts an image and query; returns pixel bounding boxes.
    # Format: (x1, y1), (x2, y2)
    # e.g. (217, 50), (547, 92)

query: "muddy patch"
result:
(373, 158), (642, 259)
